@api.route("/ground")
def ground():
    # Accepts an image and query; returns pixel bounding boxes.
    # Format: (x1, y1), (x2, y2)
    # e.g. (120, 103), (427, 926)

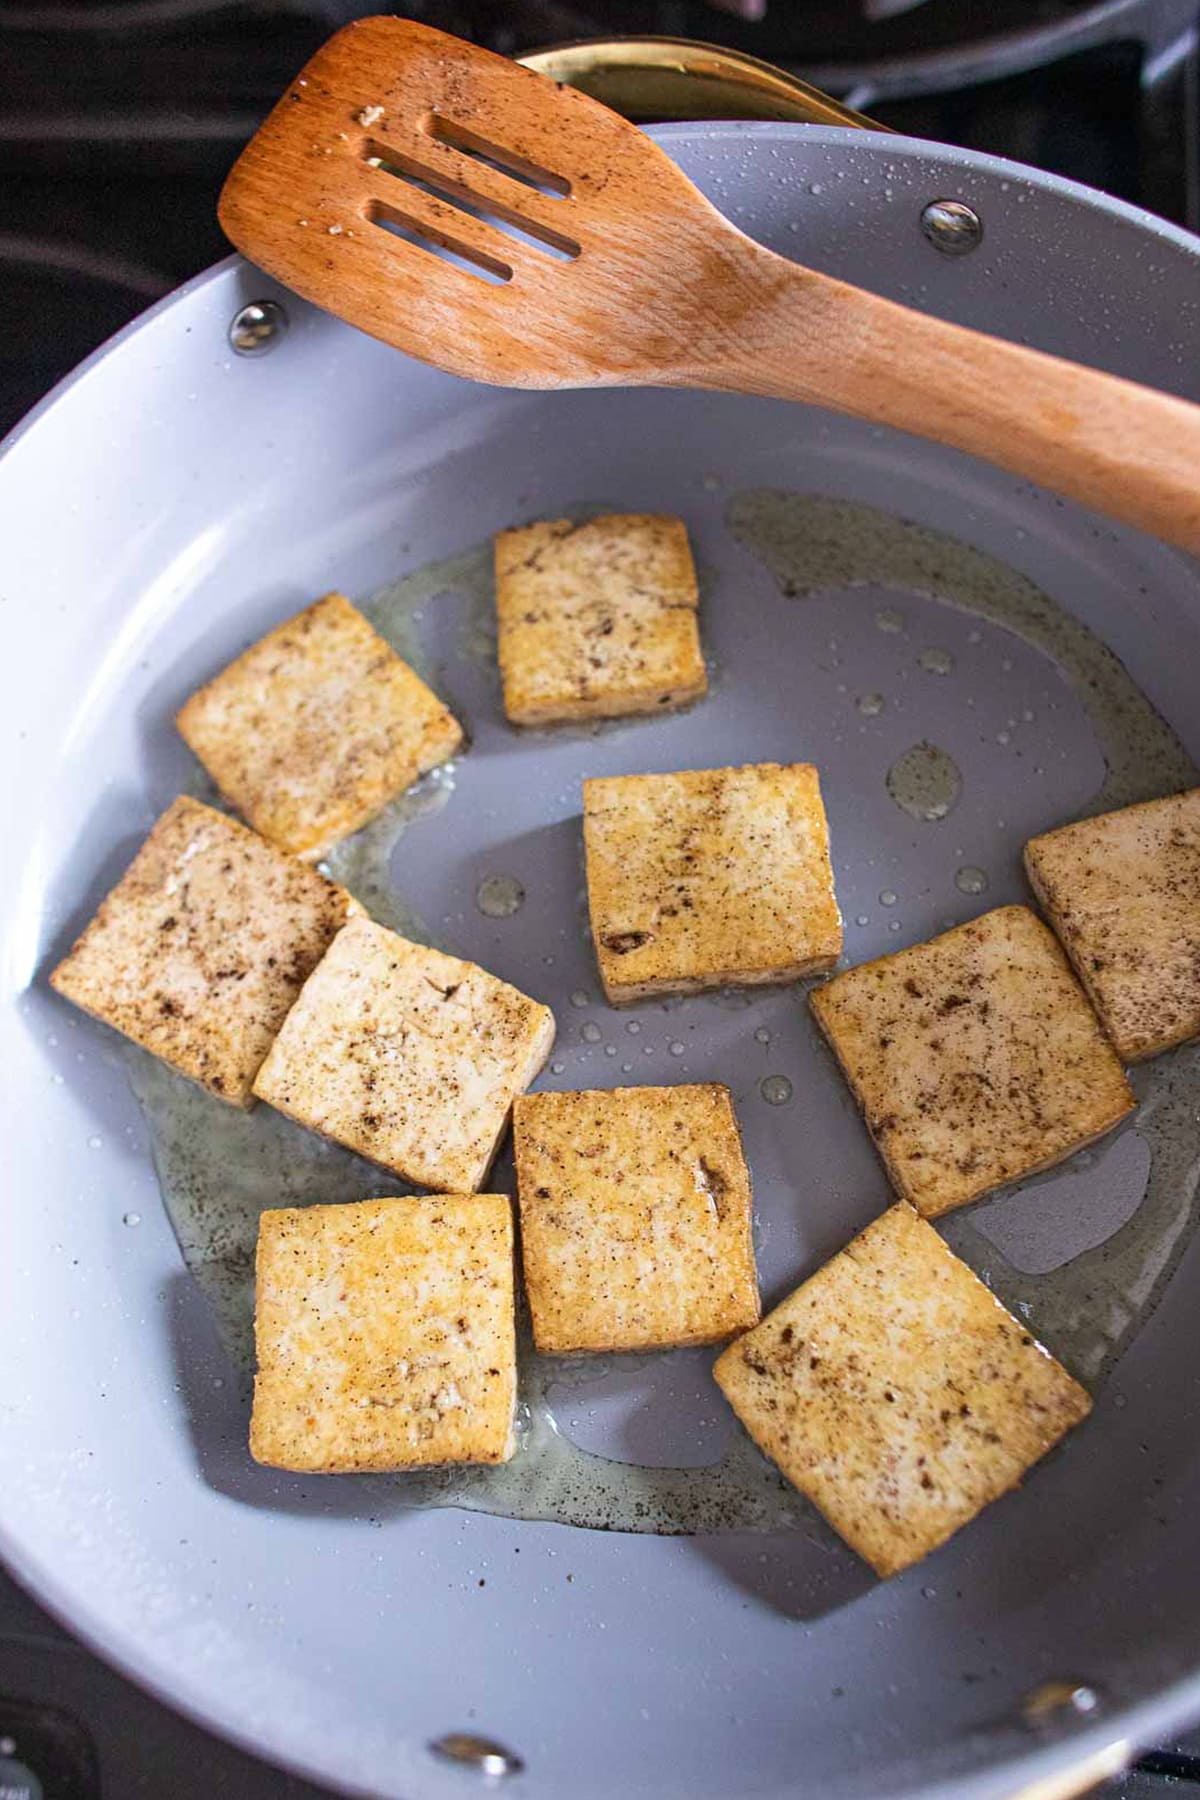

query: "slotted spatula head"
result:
(218, 15), (749, 389)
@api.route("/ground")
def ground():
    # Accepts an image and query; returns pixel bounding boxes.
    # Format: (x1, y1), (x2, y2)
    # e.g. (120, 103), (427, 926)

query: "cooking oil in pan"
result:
(132, 493), (1200, 1535)
(729, 491), (1200, 1391)
(726, 491), (1193, 812)
(127, 1050), (817, 1536)
(886, 741), (962, 821)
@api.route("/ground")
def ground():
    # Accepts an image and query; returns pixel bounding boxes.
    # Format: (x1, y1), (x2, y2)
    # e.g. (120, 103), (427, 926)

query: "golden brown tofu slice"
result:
(809, 905), (1134, 1218)
(252, 916), (555, 1191)
(251, 1194), (516, 1473)
(583, 763), (842, 1004)
(494, 514), (707, 725)
(513, 1083), (760, 1353)
(714, 1203), (1091, 1576)
(49, 796), (355, 1107)
(177, 592), (462, 861)
(1025, 788), (1200, 1062)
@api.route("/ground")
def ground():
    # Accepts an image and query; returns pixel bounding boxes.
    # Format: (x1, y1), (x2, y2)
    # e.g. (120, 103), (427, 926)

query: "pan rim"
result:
(3, 119), (1200, 1799)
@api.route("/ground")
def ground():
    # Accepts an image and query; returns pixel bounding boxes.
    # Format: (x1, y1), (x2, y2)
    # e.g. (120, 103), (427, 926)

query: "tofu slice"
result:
(810, 905), (1134, 1218)
(250, 1194), (516, 1473)
(177, 591), (462, 861)
(252, 917), (555, 1190)
(49, 796), (356, 1108)
(494, 514), (707, 725)
(513, 1083), (760, 1353)
(714, 1203), (1091, 1576)
(584, 763), (842, 1004)
(1025, 788), (1200, 1062)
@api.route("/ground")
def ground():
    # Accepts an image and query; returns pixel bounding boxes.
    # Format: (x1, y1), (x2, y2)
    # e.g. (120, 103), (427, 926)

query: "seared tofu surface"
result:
(50, 795), (355, 1107)
(252, 917), (555, 1191)
(494, 514), (707, 725)
(810, 905), (1134, 1218)
(714, 1203), (1091, 1576)
(513, 1083), (760, 1353)
(1026, 788), (1200, 1061)
(177, 591), (462, 860)
(251, 1194), (516, 1473)
(584, 762), (842, 1004)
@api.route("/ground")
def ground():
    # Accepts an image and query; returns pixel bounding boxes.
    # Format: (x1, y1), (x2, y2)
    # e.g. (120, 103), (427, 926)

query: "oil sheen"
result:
(132, 492), (1200, 1535)
(728, 491), (1200, 1393)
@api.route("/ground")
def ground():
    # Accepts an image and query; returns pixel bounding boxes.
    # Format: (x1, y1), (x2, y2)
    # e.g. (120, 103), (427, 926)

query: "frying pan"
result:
(3, 37), (1200, 1800)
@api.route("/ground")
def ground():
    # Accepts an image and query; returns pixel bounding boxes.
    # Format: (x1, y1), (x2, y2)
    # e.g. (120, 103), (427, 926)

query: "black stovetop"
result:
(3, 1), (1200, 1793)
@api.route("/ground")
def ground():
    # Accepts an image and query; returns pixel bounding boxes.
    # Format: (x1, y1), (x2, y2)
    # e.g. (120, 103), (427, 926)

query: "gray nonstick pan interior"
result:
(4, 124), (1200, 1800)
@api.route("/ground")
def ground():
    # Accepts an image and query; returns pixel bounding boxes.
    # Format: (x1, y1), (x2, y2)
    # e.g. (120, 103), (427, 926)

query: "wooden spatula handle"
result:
(702, 252), (1200, 554)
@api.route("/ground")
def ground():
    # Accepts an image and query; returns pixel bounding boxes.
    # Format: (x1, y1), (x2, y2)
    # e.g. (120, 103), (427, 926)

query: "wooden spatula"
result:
(219, 16), (1200, 553)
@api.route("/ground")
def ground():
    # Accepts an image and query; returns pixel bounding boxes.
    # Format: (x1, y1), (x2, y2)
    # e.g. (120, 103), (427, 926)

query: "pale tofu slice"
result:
(714, 1203), (1091, 1576)
(584, 763), (842, 1004)
(810, 905), (1134, 1219)
(513, 1083), (760, 1354)
(494, 514), (707, 725)
(177, 591), (462, 861)
(250, 1194), (516, 1473)
(252, 917), (555, 1190)
(49, 796), (356, 1108)
(1025, 788), (1200, 1062)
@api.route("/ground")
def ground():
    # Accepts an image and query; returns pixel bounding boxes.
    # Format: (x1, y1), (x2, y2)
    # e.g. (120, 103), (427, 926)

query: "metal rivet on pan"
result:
(229, 300), (288, 354)
(1022, 1680), (1102, 1725)
(429, 1732), (525, 1778)
(920, 199), (983, 256)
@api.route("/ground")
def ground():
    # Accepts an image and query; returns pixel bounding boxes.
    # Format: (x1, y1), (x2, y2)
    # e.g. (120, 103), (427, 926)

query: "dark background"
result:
(2, 1), (1199, 1794)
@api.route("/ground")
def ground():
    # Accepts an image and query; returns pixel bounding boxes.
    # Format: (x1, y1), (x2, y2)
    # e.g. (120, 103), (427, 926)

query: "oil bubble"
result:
(475, 874), (524, 918)
(955, 865), (990, 895)
(886, 742), (962, 822)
